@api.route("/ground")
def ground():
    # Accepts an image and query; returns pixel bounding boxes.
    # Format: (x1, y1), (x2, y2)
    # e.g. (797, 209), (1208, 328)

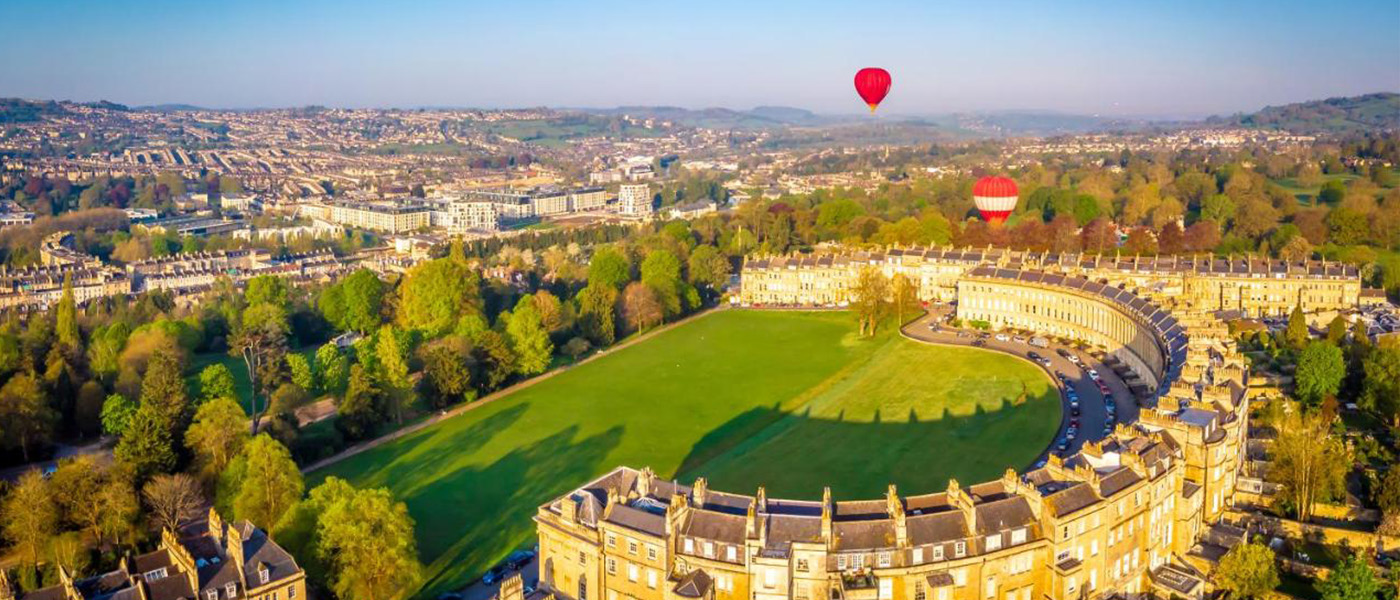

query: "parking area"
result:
(903, 308), (1140, 463)
(440, 550), (539, 600)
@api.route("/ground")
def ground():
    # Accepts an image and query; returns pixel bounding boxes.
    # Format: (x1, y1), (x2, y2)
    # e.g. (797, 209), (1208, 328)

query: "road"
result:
(901, 309), (1139, 462)
(449, 556), (538, 600)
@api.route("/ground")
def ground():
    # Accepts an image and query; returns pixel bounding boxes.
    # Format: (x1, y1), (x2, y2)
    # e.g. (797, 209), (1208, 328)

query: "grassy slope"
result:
(311, 311), (1057, 596)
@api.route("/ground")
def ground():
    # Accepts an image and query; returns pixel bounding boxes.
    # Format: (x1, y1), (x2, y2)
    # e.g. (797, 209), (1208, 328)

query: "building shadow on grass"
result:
(377, 417), (626, 598)
(674, 397), (1060, 501)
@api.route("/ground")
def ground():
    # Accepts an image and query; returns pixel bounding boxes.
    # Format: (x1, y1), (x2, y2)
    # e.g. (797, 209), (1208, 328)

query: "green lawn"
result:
(189, 346), (317, 414)
(310, 310), (1059, 597)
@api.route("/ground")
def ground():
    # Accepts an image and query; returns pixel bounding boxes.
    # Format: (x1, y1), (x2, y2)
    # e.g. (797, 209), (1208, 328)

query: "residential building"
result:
(1, 509), (306, 600)
(618, 184), (653, 217)
(326, 200), (431, 233)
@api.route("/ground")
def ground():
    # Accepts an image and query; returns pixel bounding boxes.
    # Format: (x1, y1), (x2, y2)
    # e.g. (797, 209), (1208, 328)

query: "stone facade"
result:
(739, 247), (1361, 318)
(534, 244), (1292, 600)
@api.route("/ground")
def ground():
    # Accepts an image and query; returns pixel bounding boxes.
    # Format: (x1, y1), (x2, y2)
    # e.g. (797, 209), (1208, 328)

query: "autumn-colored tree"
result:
(852, 267), (890, 337)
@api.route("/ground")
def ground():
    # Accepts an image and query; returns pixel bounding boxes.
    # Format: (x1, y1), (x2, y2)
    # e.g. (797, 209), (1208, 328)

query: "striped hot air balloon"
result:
(973, 176), (1019, 227)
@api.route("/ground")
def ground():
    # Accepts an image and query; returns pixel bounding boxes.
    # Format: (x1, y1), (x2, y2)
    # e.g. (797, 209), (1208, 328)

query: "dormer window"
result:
(225, 582), (237, 598)
(145, 568), (168, 581)
(205, 590), (217, 600)
(259, 566), (270, 584)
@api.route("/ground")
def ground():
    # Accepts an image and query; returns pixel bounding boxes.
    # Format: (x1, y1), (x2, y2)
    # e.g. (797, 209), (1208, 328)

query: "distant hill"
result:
(583, 106), (844, 129)
(1209, 92), (1400, 135)
(134, 103), (209, 112)
(0, 98), (68, 123)
(928, 110), (1149, 137)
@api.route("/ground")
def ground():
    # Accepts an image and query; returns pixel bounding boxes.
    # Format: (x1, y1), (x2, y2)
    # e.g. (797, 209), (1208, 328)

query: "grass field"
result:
(309, 310), (1059, 597)
(189, 346), (317, 414)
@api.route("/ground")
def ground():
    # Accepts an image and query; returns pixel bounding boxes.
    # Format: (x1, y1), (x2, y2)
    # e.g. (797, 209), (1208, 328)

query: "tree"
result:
(1213, 539), (1278, 599)
(396, 257), (482, 337)
(687, 244), (730, 293)
(1284, 305), (1309, 350)
(287, 353), (315, 393)
(321, 269), (385, 334)
(142, 473), (205, 532)
(1278, 235), (1314, 262)
(55, 277), (80, 350)
(48, 456), (101, 540)
(233, 435), (304, 528)
(419, 338), (473, 409)
(87, 322), (131, 382)
(1361, 341), (1400, 426)
(506, 296), (553, 376)
(2, 471), (57, 570)
(640, 250), (684, 318)
(75, 381), (106, 438)
(196, 364), (237, 406)
(531, 290), (568, 336)
(316, 343), (350, 395)
(1316, 554), (1379, 600)
(1267, 401), (1349, 521)
(186, 396), (251, 477)
(1295, 342), (1345, 406)
(141, 349), (190, 433)
(587, 246), (631, 290)
(233, 300), (289, 433)
(338, 365), (384, 440)
(890, 273), (918, 325)
(852, 267), (890, 337)
(0, 372), (57, 461)
(317, 485), (422, 600)
(577, 284), (618, 346)
(115, 404), (178, 481)
(473, 331), (517, 392)
(620, 282), (664, 334)
(562, 337), (591, 361)
(1376, 467), (1400, 524)
(1201, 193), (1238, 225)
(101, 393), (137, 437)
(375, 326), (412, 424)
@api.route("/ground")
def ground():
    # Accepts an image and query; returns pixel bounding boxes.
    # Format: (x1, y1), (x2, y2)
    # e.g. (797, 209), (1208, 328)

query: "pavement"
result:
(901, 308), (1139, 463)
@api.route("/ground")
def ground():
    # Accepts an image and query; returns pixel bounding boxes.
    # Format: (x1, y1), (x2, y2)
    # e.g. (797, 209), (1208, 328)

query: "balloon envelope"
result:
(973, 176), (1019, 227)
(854, 68), (892, 112)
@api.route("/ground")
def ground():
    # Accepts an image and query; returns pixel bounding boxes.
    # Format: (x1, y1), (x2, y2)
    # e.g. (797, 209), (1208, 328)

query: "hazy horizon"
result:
(3, 0), (1398, 118)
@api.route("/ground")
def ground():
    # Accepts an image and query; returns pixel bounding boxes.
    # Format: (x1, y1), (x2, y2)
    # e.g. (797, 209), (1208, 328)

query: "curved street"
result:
(901, 308), (1140, 463)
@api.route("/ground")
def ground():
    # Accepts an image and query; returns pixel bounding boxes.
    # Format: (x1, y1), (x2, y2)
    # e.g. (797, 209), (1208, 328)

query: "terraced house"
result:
(739, 246), (1362, 317)
(1, 510), (305, 600)
(533, 242), (1282, 600)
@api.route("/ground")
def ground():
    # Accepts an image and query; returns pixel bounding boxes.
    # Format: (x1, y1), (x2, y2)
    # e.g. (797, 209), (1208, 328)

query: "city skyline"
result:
(3, 0), (1398, 118)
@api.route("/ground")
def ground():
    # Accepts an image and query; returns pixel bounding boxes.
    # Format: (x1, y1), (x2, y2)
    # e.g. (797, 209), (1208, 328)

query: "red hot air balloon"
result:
(854, 68), (891, 113)
(973, 176), (1019, 227)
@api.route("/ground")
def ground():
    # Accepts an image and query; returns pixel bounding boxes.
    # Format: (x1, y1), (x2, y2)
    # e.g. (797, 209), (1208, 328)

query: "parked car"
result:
(1027, 351), (1042, 361)
(506, 550), (536, 570)
(956, 331), (971, 338)
(1071, 407), (1081, 417)
(994, 333), (1010, 342)
(1011, 336), (1027, 344)
(482, 566), (509, 585)
(1087, 369), (1100, 379)
(1030, 336), (1050, 348)
(1056, 348), (1073, 359)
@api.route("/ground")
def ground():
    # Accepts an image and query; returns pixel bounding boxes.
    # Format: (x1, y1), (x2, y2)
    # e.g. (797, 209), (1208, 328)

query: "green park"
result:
(310, 309), (1060, 596)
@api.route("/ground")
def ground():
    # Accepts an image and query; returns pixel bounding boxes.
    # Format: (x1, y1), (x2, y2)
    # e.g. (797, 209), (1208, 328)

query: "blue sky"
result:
(2, 0), (1397, 117)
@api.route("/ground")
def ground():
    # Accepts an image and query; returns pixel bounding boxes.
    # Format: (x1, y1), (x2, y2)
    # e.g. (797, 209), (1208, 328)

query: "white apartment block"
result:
(446, 201), (500, 233)
(618, 184), (653, 216)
